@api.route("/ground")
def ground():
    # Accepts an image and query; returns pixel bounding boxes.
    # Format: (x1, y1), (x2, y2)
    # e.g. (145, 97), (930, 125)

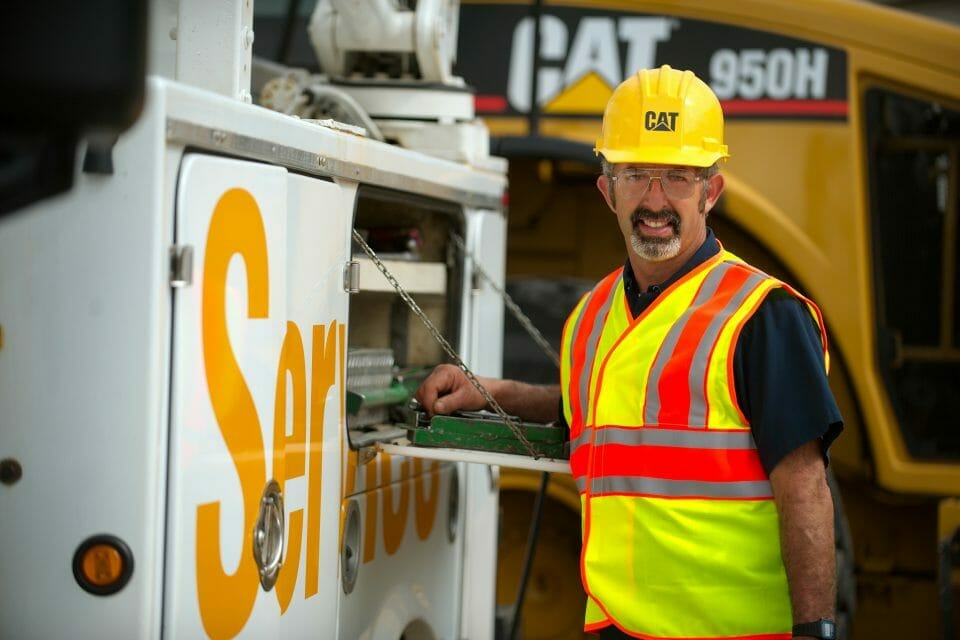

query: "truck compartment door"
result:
(165, 154), (352, 638)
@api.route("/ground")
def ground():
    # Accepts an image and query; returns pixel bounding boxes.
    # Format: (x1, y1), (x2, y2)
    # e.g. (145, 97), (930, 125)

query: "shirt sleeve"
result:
(734, 288), (844, 475)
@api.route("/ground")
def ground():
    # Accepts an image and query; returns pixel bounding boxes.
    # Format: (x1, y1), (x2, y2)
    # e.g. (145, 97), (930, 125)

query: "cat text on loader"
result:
(0, 1), (529, 637)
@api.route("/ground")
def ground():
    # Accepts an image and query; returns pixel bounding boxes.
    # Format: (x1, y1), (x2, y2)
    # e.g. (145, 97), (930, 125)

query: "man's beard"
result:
(629, 207), (682, 262)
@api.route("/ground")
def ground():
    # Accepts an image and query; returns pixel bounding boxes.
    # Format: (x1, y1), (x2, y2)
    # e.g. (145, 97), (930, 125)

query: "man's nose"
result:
(642, 176), (669, 205)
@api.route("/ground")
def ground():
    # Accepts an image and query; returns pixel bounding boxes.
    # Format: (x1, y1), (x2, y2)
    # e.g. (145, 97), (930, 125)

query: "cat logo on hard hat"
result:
(645, 111), (679, 132)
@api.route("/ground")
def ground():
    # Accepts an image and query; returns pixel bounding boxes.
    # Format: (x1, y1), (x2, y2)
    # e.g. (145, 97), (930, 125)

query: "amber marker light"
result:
(72, 535), (134, 595)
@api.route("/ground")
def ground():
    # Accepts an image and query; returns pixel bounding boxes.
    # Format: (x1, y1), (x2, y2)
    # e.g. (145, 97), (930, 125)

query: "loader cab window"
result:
(865, 87), (960, 460)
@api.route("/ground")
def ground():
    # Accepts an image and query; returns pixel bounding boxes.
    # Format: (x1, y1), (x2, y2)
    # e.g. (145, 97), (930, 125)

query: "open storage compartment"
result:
(345, 185), (465, 444)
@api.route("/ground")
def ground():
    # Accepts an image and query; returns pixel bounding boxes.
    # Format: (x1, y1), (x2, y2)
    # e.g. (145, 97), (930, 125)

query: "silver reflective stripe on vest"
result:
(591, 475), (772, 499)
(571, 428), (593, 493)
(570, 426), (761, 495)
(595, 426), (757, 449)
(570, 427), (593, 451)
(574, 274), (622, 427)
(643, 264), (730, 424)
(687, 271), (767, 426)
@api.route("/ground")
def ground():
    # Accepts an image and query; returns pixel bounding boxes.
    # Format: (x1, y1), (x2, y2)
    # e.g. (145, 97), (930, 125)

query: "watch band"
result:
(792, 619), (837, 640)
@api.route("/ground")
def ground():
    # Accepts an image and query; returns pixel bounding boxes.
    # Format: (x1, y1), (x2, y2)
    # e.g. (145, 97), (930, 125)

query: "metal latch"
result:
(253, 479), (285, 591)
(169, 245), (194, 288)
(343, 260), (360, 293)
(341, 499), (361, 595)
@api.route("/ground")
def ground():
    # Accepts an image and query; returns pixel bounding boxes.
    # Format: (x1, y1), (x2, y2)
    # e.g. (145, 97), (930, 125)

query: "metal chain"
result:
(352, 229), (541, 459)
(449, 232), (561, 369)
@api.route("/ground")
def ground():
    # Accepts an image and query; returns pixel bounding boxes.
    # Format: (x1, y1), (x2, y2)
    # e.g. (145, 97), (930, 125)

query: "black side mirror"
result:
(0, 1), (148, 217)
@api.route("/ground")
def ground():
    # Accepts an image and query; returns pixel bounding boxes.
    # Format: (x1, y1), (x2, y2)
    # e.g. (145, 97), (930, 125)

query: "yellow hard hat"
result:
(594, 65), (729, 167)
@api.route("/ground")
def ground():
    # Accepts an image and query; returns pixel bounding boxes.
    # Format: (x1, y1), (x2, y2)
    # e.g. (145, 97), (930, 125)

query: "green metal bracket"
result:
(346, 367), (431, 416)
(408, 411), (568, 459)
(346, 383), (409, 415)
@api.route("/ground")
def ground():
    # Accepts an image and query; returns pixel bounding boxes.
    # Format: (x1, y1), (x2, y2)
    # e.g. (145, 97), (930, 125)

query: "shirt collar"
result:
(622, 226), (720, 299)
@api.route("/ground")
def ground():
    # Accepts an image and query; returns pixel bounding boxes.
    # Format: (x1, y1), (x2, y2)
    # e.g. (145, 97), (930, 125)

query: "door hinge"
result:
(343, 260), (360, 293)
(169, 245), (194, 288)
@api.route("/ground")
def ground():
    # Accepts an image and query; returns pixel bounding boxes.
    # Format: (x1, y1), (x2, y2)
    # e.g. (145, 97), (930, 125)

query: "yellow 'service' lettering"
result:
(273, 322), (306, 612)
(197, 188), (269, 639)
(306, 322), (337, 597)
(363, 458), (379, 563)
(382, 455), (411, 555)
(413, 459), (440, 541)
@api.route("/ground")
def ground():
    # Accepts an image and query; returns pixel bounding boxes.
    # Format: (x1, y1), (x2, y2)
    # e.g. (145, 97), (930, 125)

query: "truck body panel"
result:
(0, 72), (507, 638)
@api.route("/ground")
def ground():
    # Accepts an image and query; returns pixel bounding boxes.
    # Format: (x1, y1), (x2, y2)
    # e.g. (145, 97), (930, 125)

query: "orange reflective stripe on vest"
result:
(566, 269), (623, 429)
(643, 262), (767, 427)
(575, 425), (772, 499)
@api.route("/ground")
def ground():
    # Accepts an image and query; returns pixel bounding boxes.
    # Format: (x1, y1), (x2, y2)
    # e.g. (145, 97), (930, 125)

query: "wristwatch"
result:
(792, 619), (836, 640)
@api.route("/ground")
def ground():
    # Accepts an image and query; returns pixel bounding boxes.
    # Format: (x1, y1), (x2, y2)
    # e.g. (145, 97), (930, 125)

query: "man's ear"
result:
(702, 173), (725, 215)
(597, 174), (616, 211)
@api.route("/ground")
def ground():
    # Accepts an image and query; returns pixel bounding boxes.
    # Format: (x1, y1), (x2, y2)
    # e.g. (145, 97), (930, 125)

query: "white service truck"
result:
(0, 1), (520, 637)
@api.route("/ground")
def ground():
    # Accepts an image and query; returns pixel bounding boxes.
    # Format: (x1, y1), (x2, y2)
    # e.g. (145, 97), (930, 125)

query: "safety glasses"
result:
(610, 168), (704, 200)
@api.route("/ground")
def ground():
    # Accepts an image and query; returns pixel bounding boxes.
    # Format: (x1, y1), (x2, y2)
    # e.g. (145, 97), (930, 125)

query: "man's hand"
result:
(414, 364), (562, 424)
(414, 364), (490, 416)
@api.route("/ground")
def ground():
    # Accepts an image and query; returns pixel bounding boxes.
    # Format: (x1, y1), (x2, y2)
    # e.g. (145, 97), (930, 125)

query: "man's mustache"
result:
(630, 208), (681, 230)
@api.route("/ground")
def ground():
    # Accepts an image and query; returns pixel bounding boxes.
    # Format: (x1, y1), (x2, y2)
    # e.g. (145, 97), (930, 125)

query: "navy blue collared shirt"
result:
(563, 227), (842, 475)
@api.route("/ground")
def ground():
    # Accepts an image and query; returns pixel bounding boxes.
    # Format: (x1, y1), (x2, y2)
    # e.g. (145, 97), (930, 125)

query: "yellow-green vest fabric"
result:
(560, 250), (828, 639)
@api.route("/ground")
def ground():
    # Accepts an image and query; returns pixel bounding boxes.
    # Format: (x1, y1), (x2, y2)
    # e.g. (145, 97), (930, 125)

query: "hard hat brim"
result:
(595, 145), (729, 168)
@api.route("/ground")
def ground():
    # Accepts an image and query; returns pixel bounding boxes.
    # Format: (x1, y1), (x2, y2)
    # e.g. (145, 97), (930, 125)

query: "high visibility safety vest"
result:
(559, 250), (828, 639)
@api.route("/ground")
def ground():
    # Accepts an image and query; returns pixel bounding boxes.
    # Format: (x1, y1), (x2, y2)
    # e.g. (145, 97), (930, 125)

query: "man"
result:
(415, 66), (843, 640)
